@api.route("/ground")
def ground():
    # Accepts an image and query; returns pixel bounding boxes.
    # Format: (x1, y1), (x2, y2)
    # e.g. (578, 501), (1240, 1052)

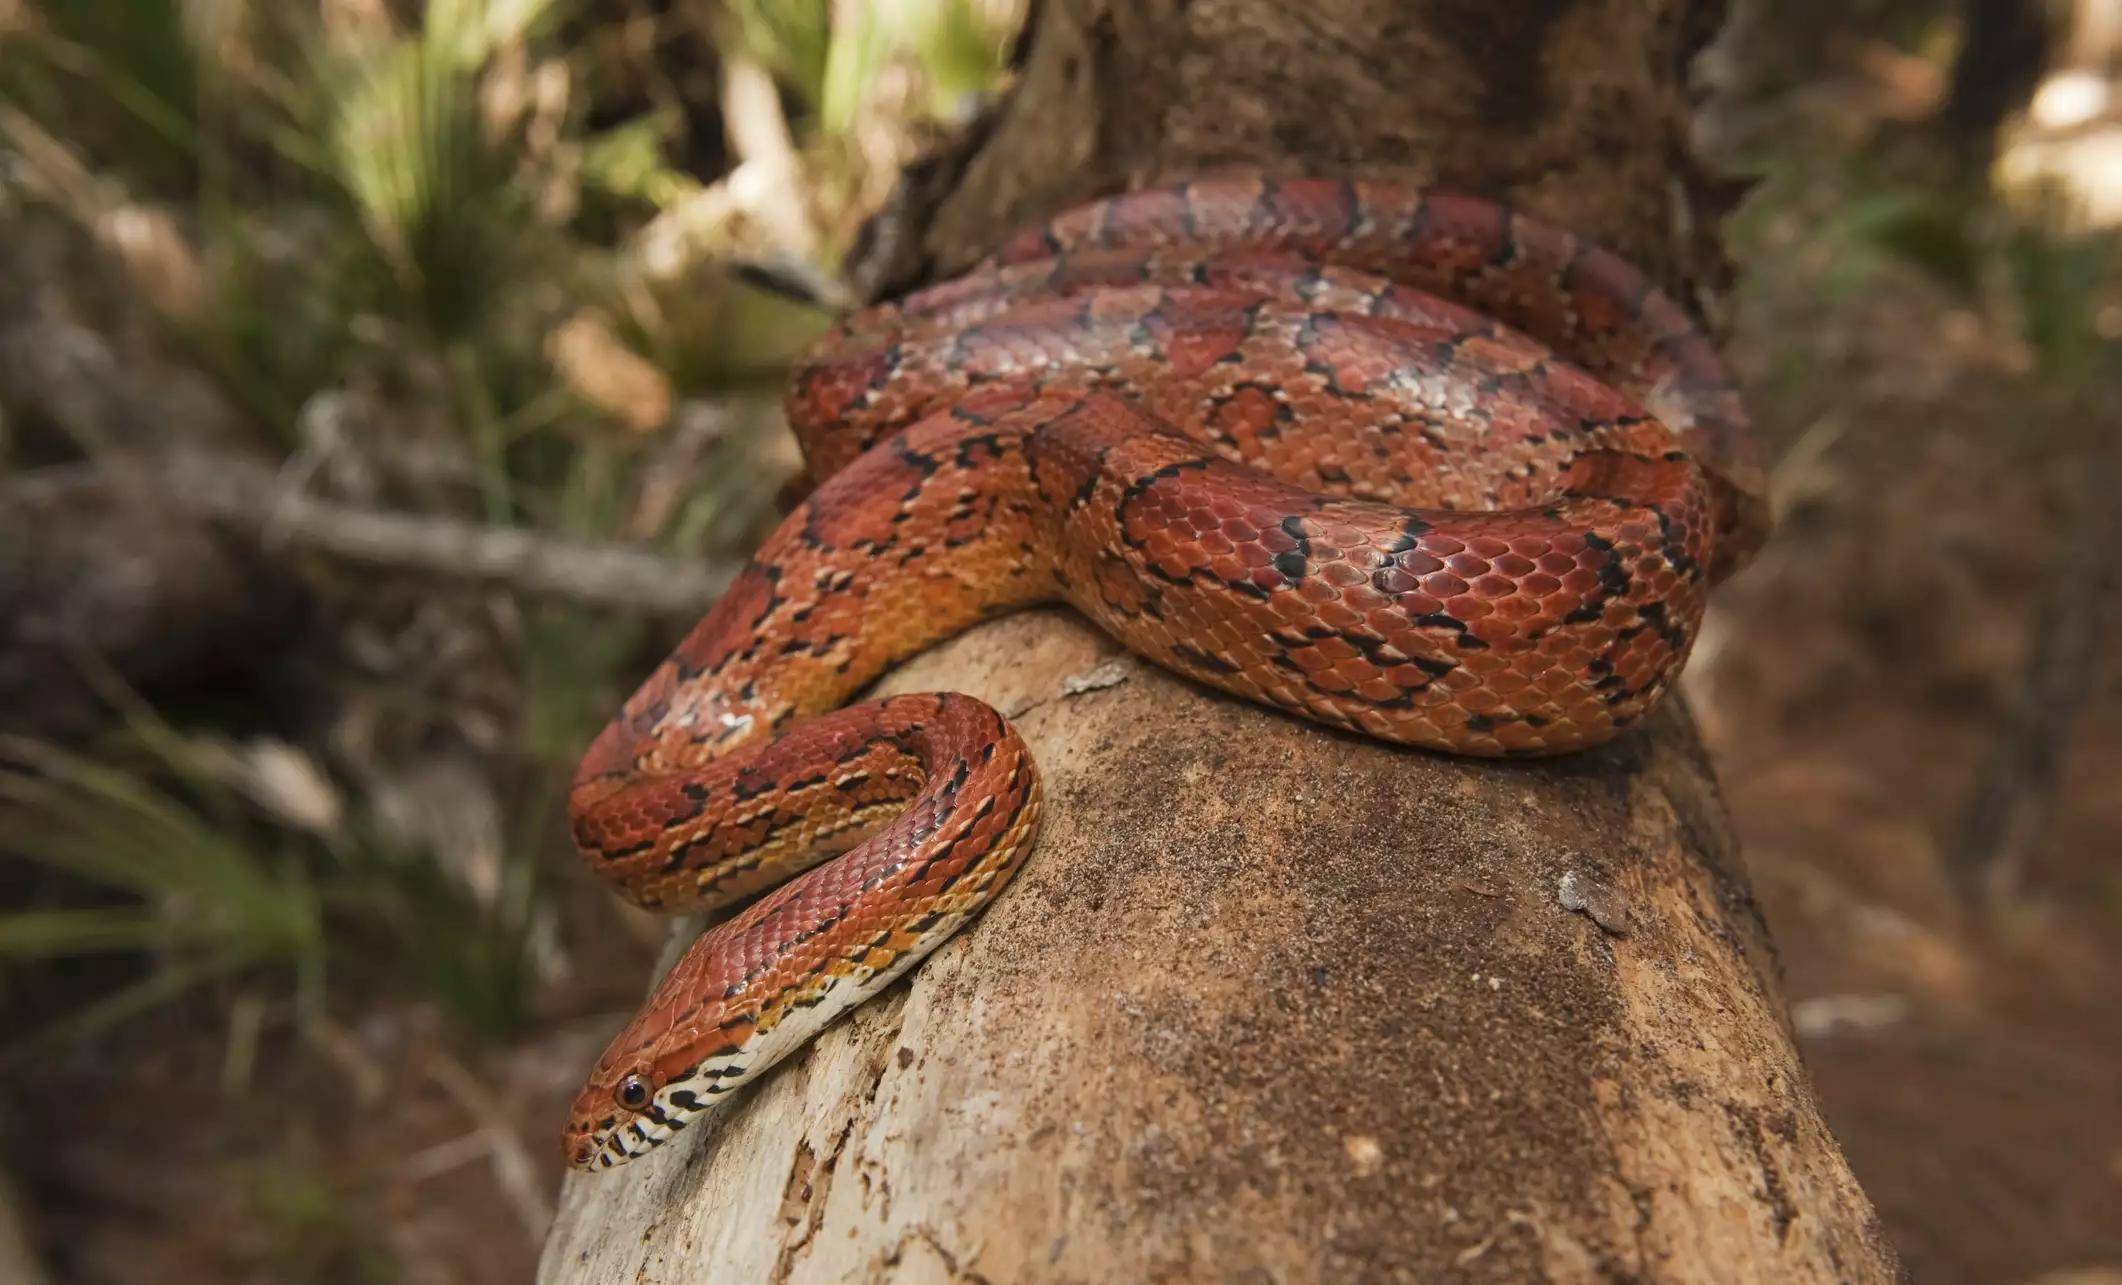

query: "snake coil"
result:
(561, 175), (1766, 1170)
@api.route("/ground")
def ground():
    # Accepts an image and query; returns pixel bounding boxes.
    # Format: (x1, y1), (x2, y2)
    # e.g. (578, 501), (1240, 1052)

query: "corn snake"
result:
(561, 174), (1766, 1170)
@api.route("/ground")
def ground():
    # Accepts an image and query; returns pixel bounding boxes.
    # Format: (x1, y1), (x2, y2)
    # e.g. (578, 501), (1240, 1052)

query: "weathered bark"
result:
(540, 2), (1898, 1281)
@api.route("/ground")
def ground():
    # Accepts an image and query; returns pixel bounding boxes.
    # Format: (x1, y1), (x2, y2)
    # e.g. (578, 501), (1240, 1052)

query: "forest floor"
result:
(1697, 211), (2122, 1283)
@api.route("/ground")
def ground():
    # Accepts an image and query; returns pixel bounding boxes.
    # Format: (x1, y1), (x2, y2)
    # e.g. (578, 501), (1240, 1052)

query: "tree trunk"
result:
(539, 2), (1900, 1280)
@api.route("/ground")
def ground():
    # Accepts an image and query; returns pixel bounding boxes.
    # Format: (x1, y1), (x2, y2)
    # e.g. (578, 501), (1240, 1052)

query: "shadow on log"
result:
(541, 1), (1900, 1279)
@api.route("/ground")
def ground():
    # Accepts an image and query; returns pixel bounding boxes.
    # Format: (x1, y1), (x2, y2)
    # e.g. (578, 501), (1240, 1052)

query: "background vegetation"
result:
(0, 1), (2116, 1281)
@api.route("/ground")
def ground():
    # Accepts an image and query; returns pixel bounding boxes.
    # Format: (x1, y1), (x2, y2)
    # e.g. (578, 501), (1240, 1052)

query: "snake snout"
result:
(561, 1068), (655, 1171)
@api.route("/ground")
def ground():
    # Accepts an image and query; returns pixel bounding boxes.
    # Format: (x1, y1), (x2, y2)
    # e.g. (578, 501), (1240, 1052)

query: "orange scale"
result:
(1312, 634), (1362, 664)
(1316, 600), (1369, 631)
(1494, 722), (1546, 753)
(1536, 527), (1587, 559)
(1483, 667), (1532, 696)
(1205, 503), (1248, 536)
(1339, 578), (1392, 612)
(1471, 618), (1531, 651)
(1446, 644), (1502, 675)
(1459, 687), (1502, 714)
(1371, 566), (1420, 596)
(1139, 528), (1180, 556)
(1318, 560), (1370, 589)
(1533, 664), (1582, 694)
(1385, 663), (1440, 689)
(1342, 706), (1394, 738)
(1296, 579), (1342, 609)
(1444, 551), (1494, 579)
(1308, 667), (1358, 694)
(1353, 676), (1404, 704)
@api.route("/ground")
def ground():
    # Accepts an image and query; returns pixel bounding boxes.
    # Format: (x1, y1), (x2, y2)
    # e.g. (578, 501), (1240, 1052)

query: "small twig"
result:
(397, 1129), (496, 1184)
(301, 1012), (390, 1107)
(428, 1050), (554, 1245)
(728, 255), (854, 311)
(219, 990), (267, 1098)
(131, 455), (738, 617)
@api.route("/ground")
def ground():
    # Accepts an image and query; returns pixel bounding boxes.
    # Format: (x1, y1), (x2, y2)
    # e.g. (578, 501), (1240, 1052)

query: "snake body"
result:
(562, 175), (1766, 1170)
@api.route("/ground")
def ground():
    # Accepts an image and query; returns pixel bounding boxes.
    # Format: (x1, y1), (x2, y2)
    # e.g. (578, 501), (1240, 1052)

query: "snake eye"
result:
(614, 1073), (653, 1111)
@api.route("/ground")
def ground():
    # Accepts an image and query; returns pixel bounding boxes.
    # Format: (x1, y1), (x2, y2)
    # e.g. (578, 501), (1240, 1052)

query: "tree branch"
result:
(141, 456), (737, 617)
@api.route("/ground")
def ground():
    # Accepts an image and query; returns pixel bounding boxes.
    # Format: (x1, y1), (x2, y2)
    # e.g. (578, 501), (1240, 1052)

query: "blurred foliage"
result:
(0, 731), (328, 1046)
(727, 0), (836, 111)
(23, 0), (202, 186)
(1732, 147), (2119, 401)
(726, 0), (1016, 131)
(230, 1131), (398, 1281)
(323, 0), (563, 340)
(0, 0), (1018, 477)
(0, 696), (548, 1047)
(2000, 211), (2116, 382)
(1715, 0), (2120, 394)
(0, 0), (1023, 1069)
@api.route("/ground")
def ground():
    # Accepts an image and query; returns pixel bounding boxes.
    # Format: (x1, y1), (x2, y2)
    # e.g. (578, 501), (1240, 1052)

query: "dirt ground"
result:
(1695, 227), (2122, 1283)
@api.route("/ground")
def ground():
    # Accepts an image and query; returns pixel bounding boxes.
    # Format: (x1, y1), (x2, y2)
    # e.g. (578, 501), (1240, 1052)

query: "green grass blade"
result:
(0, 908), (186, 959)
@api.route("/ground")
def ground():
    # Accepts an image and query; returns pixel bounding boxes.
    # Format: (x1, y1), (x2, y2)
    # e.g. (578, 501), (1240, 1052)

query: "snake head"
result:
(564, 1047), (713, 1171)
(565, 930), (767, 1169)
(564, 991), (754, 1170)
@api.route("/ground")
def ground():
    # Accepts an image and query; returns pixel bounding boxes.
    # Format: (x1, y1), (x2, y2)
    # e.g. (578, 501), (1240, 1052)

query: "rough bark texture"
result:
(540, 2), (1899, 1280)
